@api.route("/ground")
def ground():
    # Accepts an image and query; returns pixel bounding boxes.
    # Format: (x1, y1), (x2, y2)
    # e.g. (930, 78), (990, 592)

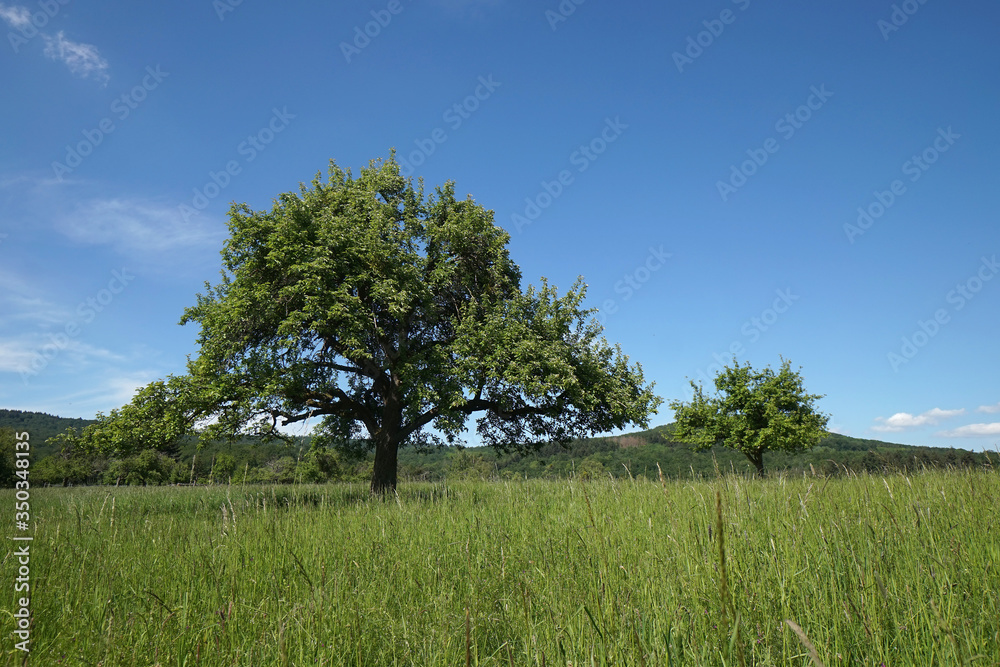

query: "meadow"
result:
(2, 468), (998, 665)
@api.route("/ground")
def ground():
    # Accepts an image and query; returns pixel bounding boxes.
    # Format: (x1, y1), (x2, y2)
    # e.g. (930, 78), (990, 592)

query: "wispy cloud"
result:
(0, 3), (110, 85)
(827, 422), (850, 435)
(0, 338), (43, 373)
(977, 402), (1000, 414)
(872, 407), (965, 432)
(57, 197), (226, 255)
(0, 268), (75, 327)
(8, 369), (164, 420)
(0, 260), (130, 381)
(2, 294), (74, 325)
(51, 371), (154, 411)
(2, 176), (225, 276)
(0, 3), (31, 29)
(0, 334), (125, 376)
(42, 31), (110, 85)
(0, 172), (78, 192)
(937, 423), (1000, 438)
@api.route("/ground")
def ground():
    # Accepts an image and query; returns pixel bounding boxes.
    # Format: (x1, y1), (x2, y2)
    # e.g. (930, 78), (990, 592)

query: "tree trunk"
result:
(746, 450), (765, 477)
(370, 430), (400, 495)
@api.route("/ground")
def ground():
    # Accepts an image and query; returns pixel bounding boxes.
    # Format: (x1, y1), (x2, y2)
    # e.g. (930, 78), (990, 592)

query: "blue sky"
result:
(1, 0), (998, 450)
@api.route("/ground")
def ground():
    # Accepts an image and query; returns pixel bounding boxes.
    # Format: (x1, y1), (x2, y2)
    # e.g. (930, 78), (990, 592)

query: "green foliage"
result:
(576, 455), (606, 479)
(68, 153), (660, 492)
(32, 448), (104, 486)
(102, 449), (180, 486)
(0, 428), (16, 487)
(447, 449), (495, 480)
(296, 447), (341, 483)
(669, 358), (829, 474)
(50, 377), (199, 458)
(264, 456), (299, 484)
(211, 452), (238, 482)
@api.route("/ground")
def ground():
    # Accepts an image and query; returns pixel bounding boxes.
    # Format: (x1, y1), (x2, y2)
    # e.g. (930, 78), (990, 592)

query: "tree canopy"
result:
(70, 154), (661, 492)
(668, 357), (828, 475)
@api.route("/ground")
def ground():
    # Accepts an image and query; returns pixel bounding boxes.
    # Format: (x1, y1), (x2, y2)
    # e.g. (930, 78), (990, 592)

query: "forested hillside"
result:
(1, 408), (992, 487)
(407, 425), (991, 482)
(0, 409), (94, 455)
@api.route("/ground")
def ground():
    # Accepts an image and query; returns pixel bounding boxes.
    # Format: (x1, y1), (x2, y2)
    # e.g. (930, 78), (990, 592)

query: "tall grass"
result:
(3, 468), (998, 665)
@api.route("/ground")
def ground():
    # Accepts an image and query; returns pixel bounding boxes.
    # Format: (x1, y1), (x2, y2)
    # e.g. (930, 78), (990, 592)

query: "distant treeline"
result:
(0, 415), (995, 487)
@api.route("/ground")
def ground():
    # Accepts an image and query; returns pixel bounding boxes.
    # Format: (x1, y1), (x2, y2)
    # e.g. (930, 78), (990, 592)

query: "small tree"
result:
(668, 358), (829, 475)
(212, 453), (238, 482)
(298, 447), (342, 483)
(102, 449), (177, 486)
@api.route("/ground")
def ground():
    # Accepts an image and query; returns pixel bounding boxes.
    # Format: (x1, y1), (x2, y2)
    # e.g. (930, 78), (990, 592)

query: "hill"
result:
(399, 423), (990, 482)
(0, 409), (95, 457)
(2, 408), (993, 486)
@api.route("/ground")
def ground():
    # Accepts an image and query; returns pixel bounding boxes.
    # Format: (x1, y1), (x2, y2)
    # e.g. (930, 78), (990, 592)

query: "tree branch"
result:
(397, 392), (568, 443)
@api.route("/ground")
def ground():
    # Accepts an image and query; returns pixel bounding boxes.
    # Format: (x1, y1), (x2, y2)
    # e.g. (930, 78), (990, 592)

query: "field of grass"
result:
(3, 468), (999, 665)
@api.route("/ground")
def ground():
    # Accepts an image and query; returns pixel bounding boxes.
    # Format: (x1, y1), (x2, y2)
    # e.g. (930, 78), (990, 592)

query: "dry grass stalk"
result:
(784, 619), (826, 667)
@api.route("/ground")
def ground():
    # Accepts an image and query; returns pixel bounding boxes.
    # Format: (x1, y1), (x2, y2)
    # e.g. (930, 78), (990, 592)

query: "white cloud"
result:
(0, 172), (78, 193)
(10, 369), (162, 420)
(0, 5), (111, 86)
(872, 407), (966, 432)
(0, 332), (126, 374)
(0, 265), (128, 378)
(2, 296), (74, 325)
(937, 423), (1000, 438)
(0, 338), (42, 373)
(53, 371), (154, 411)
(977, 402), (1000, 414)
(1, 175), (224, 278)
(0, 268), (76, 328)
(0, 267), (40, 302)
(0, 3), (31, 29)
(58, 197), (226, 255)
(42, 31), (109, 85)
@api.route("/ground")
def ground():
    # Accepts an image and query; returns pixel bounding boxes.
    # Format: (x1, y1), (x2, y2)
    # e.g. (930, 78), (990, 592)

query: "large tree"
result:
(669, 358), (829, 475)
(74, 154), (660, 492)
